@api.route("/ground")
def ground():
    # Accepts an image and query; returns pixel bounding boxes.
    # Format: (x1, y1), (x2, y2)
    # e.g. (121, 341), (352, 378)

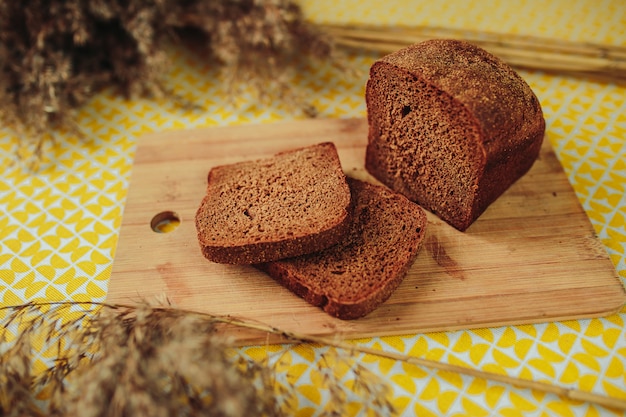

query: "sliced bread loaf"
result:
(365, 39), (545, 231)
(195, 142), (352, 264)
(256, 177), (428, 320)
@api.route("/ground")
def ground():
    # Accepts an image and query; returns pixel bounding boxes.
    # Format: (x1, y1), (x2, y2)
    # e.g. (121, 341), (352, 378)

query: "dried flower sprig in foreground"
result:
(0, 300), (394, 417)
(2, 301), (626, 415)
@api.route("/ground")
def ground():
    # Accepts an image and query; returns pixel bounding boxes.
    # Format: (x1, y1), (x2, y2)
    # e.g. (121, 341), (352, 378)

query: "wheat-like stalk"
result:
(0, 300), (394, 417)
(2, 300), (625, 415)
(321, 23), (626, 84)
(0, 0), (343, 169)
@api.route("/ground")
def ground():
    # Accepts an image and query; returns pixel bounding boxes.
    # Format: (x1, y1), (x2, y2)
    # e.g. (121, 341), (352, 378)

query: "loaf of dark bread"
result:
(365, 39), (545, 231)
(195, 142), (352, 264)
(256, 177), (428, 320)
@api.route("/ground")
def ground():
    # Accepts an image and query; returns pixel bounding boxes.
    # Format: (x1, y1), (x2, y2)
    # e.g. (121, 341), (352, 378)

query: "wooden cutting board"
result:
(107, 118), (625, 345)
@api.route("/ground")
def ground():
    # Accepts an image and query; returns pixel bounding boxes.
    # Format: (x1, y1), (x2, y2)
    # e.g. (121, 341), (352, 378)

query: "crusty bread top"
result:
(257, 177), (428, 320)
(195, 142), (352, 264)
(365, 39), (545, 230)
(376, 39), (544, 161)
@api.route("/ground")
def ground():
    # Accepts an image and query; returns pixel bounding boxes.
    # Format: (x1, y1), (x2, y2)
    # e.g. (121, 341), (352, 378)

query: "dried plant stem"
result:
(3, 301), (626, 413)
(198, 311), (626, 412)
(320, 23), (626, 84)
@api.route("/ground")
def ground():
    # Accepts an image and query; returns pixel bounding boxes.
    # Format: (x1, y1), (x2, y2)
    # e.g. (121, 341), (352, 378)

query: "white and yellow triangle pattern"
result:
(1, 1), (625, 416)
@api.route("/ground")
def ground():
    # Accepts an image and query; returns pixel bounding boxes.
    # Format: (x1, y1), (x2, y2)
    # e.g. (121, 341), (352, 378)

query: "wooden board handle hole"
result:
(151, 211), (181, 233)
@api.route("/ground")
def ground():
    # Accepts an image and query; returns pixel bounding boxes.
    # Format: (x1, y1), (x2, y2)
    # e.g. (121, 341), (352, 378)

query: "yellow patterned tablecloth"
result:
(1, 1), (625, 416)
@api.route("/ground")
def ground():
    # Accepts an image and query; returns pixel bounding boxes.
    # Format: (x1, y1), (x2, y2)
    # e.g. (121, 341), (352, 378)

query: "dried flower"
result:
(1, 300), (394, 417)
(0, 0), (342, 164)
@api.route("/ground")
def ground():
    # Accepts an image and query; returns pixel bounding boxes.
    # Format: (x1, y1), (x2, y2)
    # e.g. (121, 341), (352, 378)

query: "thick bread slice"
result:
(365, 39), (545, 231)
(195, 142), (352, 264)
(256, 177), (428, 320)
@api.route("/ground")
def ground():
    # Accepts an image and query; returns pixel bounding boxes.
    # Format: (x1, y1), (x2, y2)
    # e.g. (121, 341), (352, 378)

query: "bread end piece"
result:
(257, 177), (428, 320)
(365, 39), (545, 231)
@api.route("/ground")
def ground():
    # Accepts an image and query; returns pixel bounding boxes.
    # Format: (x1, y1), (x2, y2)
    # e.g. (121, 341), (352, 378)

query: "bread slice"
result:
(365, 39), (545, 231)
(195, 142), (352, 264)
(256, 177), (428, 320)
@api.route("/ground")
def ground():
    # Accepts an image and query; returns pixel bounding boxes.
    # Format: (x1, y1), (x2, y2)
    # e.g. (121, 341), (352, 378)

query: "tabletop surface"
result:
(1, 1), (625, 416)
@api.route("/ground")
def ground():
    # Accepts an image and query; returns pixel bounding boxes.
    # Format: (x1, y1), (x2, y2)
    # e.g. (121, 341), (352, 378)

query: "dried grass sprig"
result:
(0, 300), (394, 417)
(2, 300), (626, 414)
(186, 306), (626, 412)
(321, 23), (626, 84)
(0, 0), (342, 166)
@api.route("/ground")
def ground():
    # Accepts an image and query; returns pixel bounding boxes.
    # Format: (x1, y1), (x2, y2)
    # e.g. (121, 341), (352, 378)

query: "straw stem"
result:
(321, 23), (626, 83)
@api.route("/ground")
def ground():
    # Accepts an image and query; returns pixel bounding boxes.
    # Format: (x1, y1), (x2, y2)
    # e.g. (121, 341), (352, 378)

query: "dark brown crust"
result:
(365, 39), (545, 231)
(195, 142), (352, 264)
(256, 178), (428, 320)
(200, 215), (352, 264)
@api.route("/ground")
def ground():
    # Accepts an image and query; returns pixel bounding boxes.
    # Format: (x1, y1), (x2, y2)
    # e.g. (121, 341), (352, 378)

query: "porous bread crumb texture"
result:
(196, 142), (352, 264)
(366, 66), (482, 229)
(365, 39), (545, 231)
(257, 177), (428, 320)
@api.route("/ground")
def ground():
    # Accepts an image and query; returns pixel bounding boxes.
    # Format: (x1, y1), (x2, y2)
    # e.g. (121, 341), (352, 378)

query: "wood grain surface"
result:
(107, 118), (625, 345)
